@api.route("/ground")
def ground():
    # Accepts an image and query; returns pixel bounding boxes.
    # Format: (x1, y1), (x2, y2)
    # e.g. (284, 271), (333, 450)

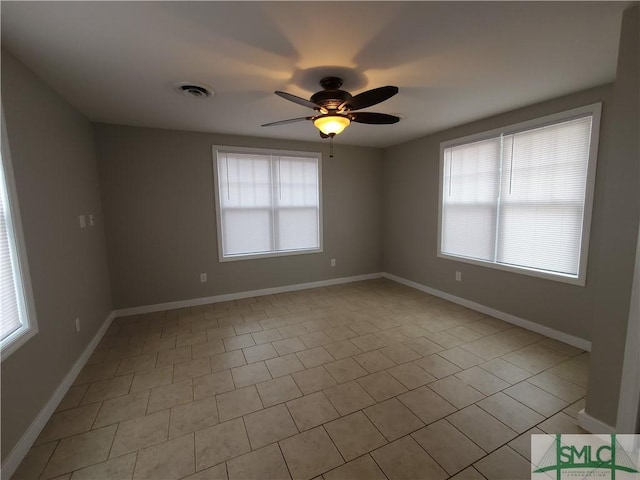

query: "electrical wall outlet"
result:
(455, 271), (462, 282)
(200, 273), (207, 283)
(88, 214), (95, 226)
(75, 318), (81, 333)
(330, 259), (336, 267)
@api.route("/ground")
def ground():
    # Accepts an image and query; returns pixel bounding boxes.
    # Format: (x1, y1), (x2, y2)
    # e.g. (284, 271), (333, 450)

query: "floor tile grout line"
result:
(369, 450), (393, 480)
(34, 439), (60, 480)
(320, 423), (348, 467)
(282, 400), (301, 437)
(409, 426), (459, 478)
(473, 389), (558, 431)
(275, 440), (295, 480)
(439, 416), (494, 464)
(128, 450), (140, 479)
(105, 421), (120, 464)
(88, 398), (106, 431)
(503, 378), (573, 409)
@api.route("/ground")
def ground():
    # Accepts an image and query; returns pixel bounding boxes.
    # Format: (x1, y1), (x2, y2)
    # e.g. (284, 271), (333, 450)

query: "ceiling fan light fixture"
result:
(313, 115), (350, 135)
(264, 77), (399, 135)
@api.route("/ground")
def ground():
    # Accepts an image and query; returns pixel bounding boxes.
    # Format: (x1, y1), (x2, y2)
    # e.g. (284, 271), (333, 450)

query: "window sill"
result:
(219, 247), (323, 263)
(1, 325), (38, 361)
(437, 252), (586, 286)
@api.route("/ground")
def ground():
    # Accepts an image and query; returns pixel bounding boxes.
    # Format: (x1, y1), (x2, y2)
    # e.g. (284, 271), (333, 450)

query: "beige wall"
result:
(1, 51), (113, 459)
(586, 5), (639, 428)
(382, 84), (620, 341)
(93, 124), (383, 309)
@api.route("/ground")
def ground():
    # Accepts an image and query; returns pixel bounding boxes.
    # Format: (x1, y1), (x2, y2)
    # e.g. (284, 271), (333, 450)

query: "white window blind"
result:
(0, 155), (21, 341)
(498, 117), (592, 275)
(442, 137), (501, 263)
(0, 108), (37, 360)
(214, 147), (321, 260)
(440, 104), (600, 284)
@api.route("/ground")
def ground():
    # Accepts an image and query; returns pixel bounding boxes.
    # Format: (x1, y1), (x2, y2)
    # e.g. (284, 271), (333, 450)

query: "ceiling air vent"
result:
(175, 82), (214, 99)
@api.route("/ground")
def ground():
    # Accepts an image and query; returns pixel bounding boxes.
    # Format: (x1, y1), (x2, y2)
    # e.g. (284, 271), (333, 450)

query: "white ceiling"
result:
(1, 1), (628, 148)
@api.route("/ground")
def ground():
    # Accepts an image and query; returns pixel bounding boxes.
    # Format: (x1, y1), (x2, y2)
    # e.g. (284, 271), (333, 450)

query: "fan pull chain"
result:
(329, 133), (335, 158)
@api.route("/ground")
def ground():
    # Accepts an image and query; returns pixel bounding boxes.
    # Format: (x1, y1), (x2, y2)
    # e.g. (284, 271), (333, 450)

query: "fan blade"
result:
(319, 131), (330, 139)
(275, 91), (320, 110)
(340, 86), (398, 111)
(261, 117), (313, 127)
(350, 112), (400, 124)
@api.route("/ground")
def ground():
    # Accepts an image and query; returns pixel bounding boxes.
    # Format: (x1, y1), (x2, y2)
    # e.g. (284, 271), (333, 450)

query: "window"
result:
(438, 103), (601, 285)
(1, 107), (37, 359)
(213, 146), (322, 261)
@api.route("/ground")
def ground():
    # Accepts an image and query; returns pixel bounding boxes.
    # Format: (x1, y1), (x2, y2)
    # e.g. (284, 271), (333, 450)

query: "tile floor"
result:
(13, 279), (589, 480)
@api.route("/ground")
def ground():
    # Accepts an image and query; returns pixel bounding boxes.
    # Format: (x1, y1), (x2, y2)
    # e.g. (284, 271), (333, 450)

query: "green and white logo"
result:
(532, 434), (640, 479)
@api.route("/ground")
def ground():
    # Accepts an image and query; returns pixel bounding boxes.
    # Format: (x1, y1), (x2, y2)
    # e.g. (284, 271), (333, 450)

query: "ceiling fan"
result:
(262, 77), (400, 139)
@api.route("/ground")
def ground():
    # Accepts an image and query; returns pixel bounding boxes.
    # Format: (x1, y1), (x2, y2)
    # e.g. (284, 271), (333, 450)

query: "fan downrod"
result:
(319, 77), (343, 90)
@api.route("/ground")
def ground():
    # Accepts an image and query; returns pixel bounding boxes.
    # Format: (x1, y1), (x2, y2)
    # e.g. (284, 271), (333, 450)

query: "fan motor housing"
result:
(310, 90), (352, 110)
(310, 77), (353, 111)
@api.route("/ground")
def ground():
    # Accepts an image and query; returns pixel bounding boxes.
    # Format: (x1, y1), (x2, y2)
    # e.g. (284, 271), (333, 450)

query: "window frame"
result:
(1, 106), (38, 360)
(437, 103), (602, 286)
(212, 145), (323, 262)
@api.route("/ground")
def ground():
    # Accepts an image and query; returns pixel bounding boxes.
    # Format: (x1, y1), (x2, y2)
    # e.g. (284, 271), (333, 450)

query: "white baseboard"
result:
(115, 270), (591, 349)
(113, 273), (384, 318)
(577, 409), (616, 434)
(1, 311), (116, 480)
(382, 272), (592, 352)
